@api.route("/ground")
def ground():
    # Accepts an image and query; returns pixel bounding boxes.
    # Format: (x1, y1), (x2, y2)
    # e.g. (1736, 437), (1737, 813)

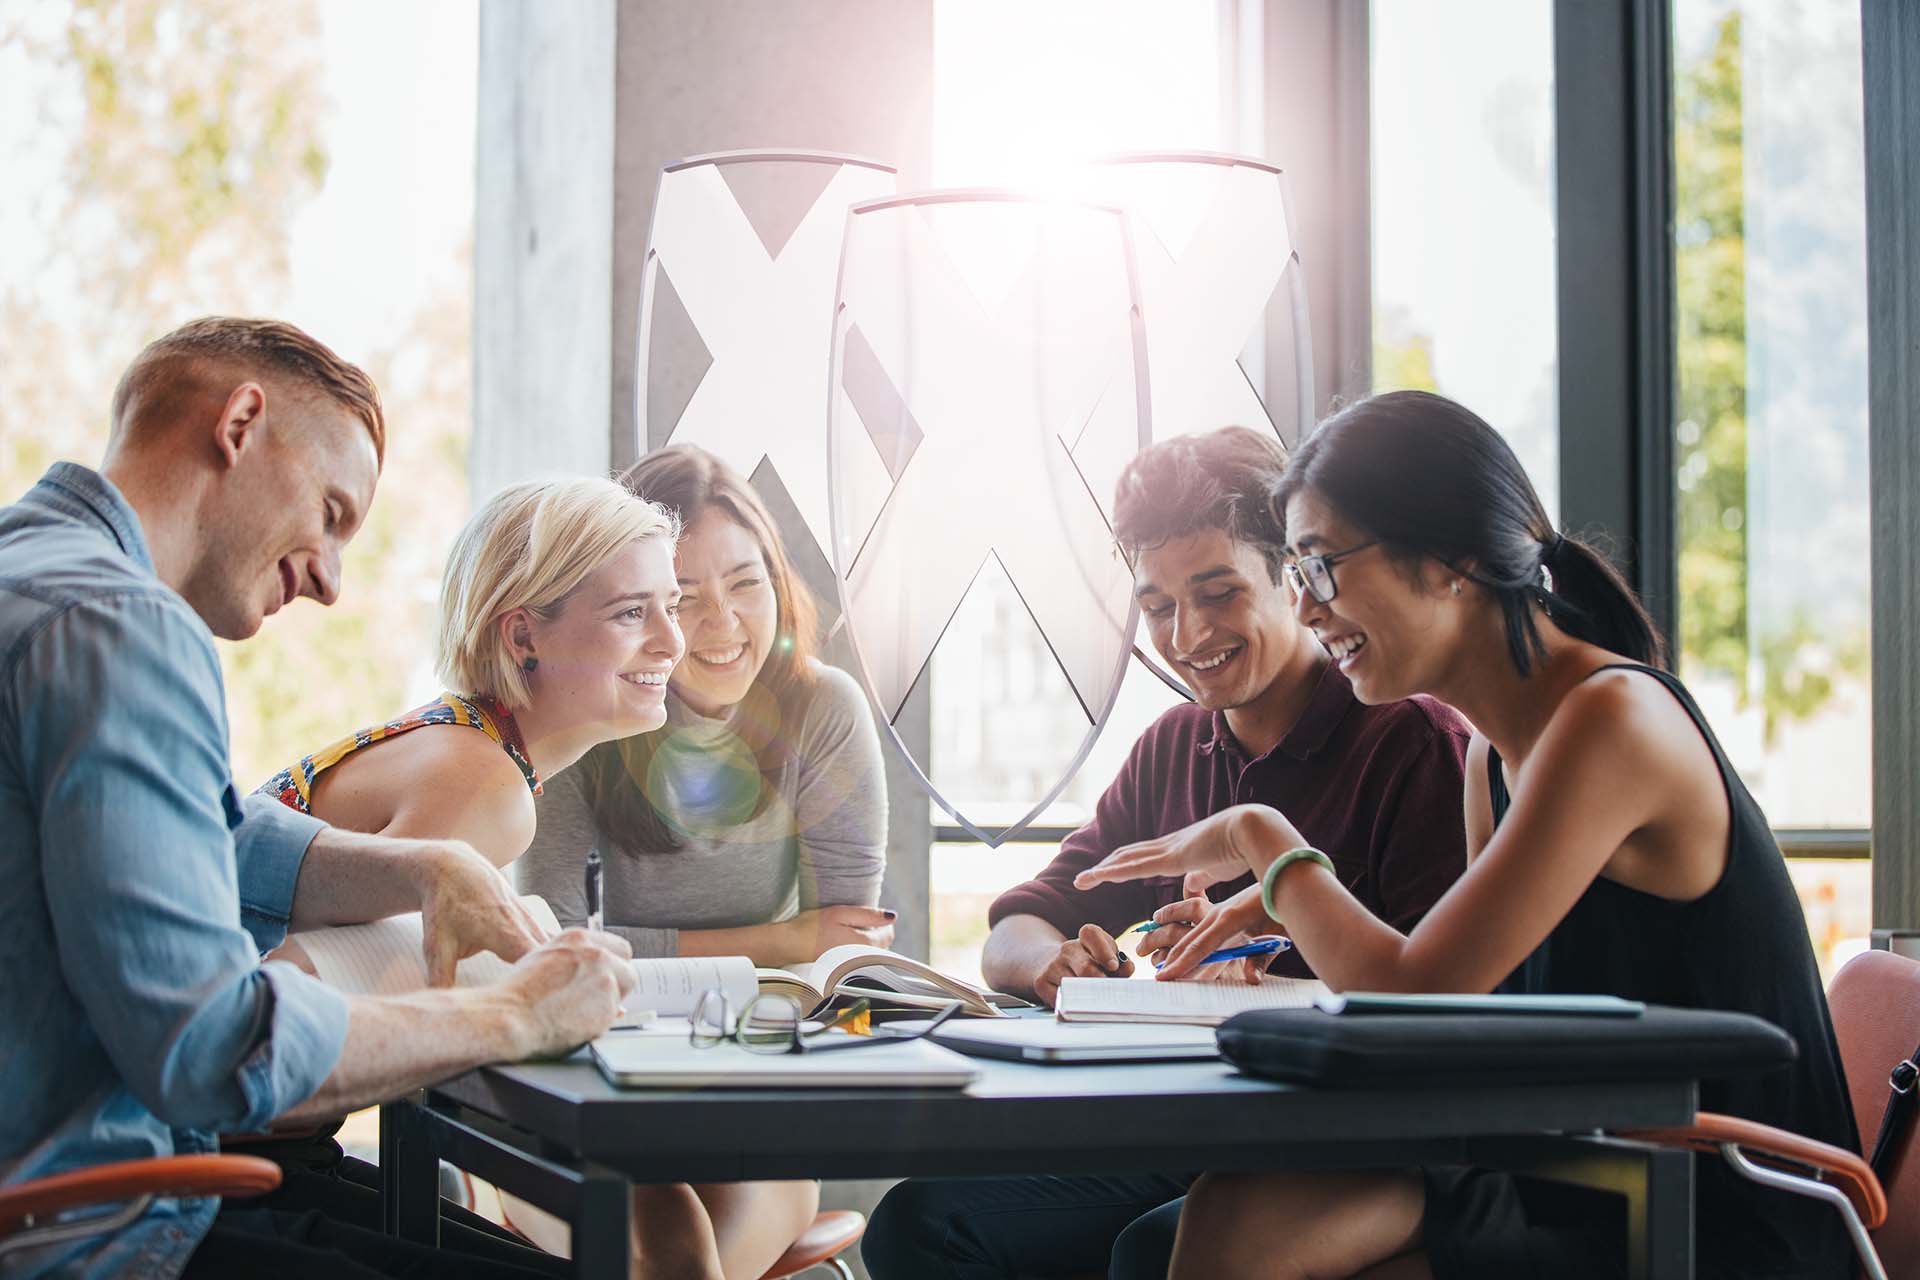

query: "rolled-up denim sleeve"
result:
(234, 791), (325, 952)
(17, 596), (348, 1131)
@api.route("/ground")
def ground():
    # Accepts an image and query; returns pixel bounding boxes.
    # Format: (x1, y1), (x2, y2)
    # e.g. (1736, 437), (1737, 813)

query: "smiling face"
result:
(1284, 487), (1468, 705)
(669, 509), (780, 717)
(517, 536), (685, 741)
(1134, 528), (1315, 714)
(188, 393), (379, 641)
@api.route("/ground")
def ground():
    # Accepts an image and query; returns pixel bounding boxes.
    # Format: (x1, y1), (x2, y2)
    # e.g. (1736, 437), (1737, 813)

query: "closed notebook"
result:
(1055, 975), (1327, 1026)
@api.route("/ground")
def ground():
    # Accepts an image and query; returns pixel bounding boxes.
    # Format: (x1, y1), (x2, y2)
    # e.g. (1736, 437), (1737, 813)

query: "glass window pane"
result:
(1672, 0), (1871, 830)
(1370, 0), (1559, 519)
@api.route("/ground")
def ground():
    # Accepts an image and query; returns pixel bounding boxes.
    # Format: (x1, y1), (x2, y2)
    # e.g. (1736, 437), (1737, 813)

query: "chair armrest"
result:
(1621, 1111), (1886, 1228)
(0, 1155), (282, 1237)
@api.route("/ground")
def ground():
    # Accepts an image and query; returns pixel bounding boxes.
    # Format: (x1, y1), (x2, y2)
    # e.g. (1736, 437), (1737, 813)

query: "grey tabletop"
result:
(426, 1049), (1699, 1184)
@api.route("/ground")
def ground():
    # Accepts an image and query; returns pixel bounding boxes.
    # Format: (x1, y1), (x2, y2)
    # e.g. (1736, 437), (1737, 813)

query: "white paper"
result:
(291, 902), (754, 1023)
(1055, 976), (1325, 1025)
(293, 897), (563, 995)
(626, 956), (758, 1018)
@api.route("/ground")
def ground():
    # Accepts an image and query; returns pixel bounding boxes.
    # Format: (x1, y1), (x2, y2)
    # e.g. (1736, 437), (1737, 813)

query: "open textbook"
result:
(754, 945), (1032, 1019)
(1055, 975), (1327, 1026)
(287, 897), (760, 1021)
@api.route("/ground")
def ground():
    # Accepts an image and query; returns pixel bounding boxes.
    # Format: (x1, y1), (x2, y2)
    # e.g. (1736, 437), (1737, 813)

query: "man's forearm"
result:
(279, 985), (527, 1123)
(981, 915), (1068, 997)
(287, 827), (443, 929)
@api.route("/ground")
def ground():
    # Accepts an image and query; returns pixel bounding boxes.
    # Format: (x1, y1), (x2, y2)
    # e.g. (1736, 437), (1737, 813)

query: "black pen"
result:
(585, 845), (604, 933)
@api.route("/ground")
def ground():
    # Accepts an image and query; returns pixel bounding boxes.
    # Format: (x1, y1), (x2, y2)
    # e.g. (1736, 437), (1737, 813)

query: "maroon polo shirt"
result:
(989, 662), (1471, 978)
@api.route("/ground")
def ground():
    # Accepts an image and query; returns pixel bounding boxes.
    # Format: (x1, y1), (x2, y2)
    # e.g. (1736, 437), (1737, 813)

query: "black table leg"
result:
(1469, 1135), (1694, 1280)
(571, 1170), (633, 1280)
(379, 1097), (442, 1247)
(1629, 1144), (1694, 1280)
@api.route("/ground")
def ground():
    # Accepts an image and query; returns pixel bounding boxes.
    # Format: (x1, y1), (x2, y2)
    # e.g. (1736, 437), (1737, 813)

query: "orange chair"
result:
(1622, 949), (1920, 1280)
(0, 1154), (281, 1262)
(756, 1209), (865, 1280)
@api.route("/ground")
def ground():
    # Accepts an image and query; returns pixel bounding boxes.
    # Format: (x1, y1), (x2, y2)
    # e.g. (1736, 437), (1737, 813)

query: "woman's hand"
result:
(1073, 805), (1307, 897)
(1138, 888), (1275, 984)
(1151, 885), (1284, 983)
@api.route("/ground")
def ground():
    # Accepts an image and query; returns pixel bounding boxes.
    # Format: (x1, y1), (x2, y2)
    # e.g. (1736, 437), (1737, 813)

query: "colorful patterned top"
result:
(258, 691), (542, 815)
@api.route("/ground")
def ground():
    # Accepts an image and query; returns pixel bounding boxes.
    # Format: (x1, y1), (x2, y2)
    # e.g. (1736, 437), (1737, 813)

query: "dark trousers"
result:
(861, 1173), (1192, 1280)
(181, 1154), (569, 1280)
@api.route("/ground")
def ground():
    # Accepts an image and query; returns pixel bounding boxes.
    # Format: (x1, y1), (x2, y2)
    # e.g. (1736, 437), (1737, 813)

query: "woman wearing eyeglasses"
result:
(1076, 391), (1857, 1279)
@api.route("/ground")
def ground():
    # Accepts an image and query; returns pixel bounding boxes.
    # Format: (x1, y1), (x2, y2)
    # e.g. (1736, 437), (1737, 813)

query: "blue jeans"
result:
(862, 1173), (1192, 1280)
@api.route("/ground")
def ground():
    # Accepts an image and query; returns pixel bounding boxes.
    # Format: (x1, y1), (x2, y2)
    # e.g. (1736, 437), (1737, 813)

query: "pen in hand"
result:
(585, 845), (604, 934)
(1154, 935), (1291, 971)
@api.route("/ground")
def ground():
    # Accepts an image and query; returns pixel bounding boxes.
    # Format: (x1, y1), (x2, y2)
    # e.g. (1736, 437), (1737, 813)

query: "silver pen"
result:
(585, 845), (604, 933)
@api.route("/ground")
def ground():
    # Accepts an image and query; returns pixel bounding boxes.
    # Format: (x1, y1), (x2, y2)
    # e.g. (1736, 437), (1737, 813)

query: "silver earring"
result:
(1450, 581), (1462, 596)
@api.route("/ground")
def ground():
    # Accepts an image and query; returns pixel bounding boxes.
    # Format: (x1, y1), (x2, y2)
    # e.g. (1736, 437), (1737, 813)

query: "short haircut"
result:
(435, 477), (681, 707)
(1111, 426), (1291, 582)
(110, 316), (386, 465)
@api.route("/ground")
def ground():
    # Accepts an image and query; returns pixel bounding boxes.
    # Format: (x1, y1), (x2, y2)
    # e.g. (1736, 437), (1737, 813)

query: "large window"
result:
(0, 1), (477, 788)
(1672, 0), (1872, 970)
(1370, 0), (1559, 519)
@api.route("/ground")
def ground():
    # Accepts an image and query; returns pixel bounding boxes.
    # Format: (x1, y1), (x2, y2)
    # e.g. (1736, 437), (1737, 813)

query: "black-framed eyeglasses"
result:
(689, 989), (963, 1055)
(1285, 540), (1379, 605)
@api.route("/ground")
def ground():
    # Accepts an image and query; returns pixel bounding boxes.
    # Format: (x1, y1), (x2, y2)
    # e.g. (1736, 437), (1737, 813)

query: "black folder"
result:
(1216, 1004), (1796, 1089)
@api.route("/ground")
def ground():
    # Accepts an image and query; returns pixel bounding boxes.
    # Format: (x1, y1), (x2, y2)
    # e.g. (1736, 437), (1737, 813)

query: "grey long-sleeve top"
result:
(516, 661), (888, 956)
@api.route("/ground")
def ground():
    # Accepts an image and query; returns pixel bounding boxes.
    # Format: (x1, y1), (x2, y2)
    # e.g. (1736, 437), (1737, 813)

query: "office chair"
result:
(0, 1154), (281, 1262)
(757, 1209), (865, 1280)
(1622, 948), (1920, 1280)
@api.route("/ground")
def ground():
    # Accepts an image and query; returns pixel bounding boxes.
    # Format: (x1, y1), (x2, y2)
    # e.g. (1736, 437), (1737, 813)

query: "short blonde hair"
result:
(436, 477), (680, 707)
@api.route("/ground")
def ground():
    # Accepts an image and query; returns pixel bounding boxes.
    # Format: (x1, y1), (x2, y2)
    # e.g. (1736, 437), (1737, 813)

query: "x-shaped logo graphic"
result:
(830, 197), (1148, 744)
(638, 153), (897, 561)
(1068, 156), (1298, 520)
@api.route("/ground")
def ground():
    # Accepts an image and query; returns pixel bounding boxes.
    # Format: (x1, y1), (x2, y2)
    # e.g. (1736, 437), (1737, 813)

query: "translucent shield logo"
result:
(1071, 152), (1314, 695)
(1073, 152), (1311, 500)
(827, 193), (1150, 844)
(636, 150), (898, 565)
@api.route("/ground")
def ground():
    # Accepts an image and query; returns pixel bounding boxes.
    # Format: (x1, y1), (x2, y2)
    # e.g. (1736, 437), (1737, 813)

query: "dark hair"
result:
(1275, 390), (1666, 675)
(1112, 426), (1291, 581)
(111, 316), (386, 465)
(580, 445), (820, 853)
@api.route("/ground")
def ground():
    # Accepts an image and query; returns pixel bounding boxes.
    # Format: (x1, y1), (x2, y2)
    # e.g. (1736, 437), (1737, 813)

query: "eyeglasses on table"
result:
(689, 989), (964, 1055)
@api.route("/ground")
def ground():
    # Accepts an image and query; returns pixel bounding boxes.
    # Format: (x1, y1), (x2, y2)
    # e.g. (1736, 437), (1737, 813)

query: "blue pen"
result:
(1154, 936), (1292, 970)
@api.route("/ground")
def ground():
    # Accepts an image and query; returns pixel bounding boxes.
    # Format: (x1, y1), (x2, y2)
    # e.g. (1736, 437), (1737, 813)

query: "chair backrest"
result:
(1827, 949), (1920, 1275)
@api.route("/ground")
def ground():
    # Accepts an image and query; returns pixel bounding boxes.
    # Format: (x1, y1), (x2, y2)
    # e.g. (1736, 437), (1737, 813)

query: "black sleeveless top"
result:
(1488, 664), (1858, 1277)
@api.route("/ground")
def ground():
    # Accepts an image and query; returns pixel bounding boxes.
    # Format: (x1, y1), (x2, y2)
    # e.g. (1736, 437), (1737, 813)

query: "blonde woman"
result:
(265, 478), (809, 1280)
(261, 477), (684, 868)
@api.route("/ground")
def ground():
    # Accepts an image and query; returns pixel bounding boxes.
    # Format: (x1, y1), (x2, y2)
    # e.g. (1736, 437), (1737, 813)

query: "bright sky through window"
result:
(932, 0), (1223, 190)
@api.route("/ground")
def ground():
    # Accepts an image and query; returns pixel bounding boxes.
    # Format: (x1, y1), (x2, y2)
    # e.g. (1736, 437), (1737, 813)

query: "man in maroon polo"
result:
(863, 426), (1471, 1280)
(986, 425), (1470, 1003)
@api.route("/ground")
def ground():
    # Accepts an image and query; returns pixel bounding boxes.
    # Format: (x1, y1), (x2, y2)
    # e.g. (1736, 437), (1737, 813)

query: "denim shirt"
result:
(0, 464), (350, 1278)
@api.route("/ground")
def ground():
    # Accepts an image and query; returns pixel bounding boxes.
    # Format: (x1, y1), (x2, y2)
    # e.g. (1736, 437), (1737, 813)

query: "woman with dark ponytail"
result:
(1077, 391), (1857, 1278)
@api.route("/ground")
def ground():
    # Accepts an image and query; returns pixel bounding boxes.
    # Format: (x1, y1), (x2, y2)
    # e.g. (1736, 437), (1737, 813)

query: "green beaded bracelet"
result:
(1260, 847), (1335, 922)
